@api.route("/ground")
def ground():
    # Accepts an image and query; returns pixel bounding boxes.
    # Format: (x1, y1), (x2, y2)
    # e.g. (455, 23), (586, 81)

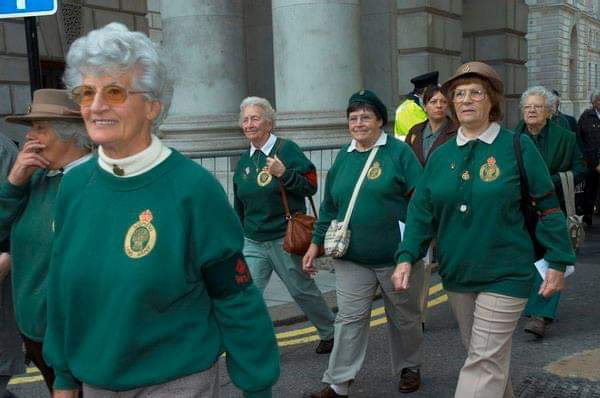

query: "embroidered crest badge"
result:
(124, 209), (157, 259)
(367, 161), (382, 180)
(256, 169), (272, 187)
(480, 156), (500, 182)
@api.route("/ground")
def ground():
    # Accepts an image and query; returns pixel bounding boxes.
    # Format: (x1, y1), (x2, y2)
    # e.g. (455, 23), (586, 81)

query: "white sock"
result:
(330, 382), (349, 395)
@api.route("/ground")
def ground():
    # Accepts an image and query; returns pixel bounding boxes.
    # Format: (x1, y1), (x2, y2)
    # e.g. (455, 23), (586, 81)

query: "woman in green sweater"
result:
(394, 62), (575, 398)
(514, 86), (585, 338)
(233, 96), (335, 354)
(303, 90), (424, 398)
(0, 89), (92, 393)
(42, 23), (279, 398)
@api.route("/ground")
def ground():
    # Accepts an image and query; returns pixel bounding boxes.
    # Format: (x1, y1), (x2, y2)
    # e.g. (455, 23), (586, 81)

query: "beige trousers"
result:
(82, 363), (220, 398)
(447, 292), (527, 398)
(322, 260), (424, 384)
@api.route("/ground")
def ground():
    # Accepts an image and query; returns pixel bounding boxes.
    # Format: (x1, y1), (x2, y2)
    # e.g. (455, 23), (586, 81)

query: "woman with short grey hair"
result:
(519, 86), (556, 110)
(233, 95), (335, 355)
(514, 85), (585, 338)
(43, 23), (279, 398)
(0, 88), (93, 393)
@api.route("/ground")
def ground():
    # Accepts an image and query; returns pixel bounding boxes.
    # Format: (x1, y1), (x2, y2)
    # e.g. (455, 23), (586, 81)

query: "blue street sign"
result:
(0, 0), (57, 19)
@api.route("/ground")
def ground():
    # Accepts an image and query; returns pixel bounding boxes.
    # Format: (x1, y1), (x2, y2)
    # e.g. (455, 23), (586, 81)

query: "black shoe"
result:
(524, 316), (546, 338)
(315, 338), (334, 354)
(583, 215), (593, 227)
(399, 368), (421, 393)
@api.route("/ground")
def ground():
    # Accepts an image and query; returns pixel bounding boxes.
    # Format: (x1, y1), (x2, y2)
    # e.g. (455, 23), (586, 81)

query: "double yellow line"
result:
(9, 283), (447, 386)
(276, 282), (447, 347)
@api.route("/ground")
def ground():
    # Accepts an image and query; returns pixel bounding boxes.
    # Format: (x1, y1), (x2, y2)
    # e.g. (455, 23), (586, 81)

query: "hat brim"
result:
(442, 72), (503, 95)
(5, 113), (83, 127)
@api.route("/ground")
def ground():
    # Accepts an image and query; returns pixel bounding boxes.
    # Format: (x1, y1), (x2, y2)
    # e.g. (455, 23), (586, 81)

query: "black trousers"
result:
(583, 169), (600, 217)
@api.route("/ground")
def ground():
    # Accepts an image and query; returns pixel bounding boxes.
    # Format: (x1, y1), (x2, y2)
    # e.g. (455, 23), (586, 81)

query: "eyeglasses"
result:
(453, 89), (486, 103)
(523, 105), (545, 111)
(71, 85), (152, 106)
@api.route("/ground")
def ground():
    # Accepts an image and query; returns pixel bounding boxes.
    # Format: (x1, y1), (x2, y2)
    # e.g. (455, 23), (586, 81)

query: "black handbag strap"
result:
(513, 132), (530, 207)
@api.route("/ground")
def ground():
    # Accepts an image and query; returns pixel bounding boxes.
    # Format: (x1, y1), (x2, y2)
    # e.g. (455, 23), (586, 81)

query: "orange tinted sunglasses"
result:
(71, 85), (152, 106)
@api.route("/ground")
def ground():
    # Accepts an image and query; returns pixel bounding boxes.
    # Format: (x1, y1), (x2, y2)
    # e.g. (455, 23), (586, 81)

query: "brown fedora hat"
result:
(5, 89), (81, 126)
(442, 61), (503, 94)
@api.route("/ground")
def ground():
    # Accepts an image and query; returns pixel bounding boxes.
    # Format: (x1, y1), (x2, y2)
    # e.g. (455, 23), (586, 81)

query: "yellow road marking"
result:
(10, 284), (448, 386)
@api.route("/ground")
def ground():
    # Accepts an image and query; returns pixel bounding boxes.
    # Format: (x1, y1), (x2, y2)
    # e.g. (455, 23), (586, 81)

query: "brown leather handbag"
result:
(279, 182), (318, 256)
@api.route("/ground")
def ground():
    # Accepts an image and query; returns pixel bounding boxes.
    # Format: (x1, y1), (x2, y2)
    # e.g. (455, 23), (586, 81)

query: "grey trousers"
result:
(82, 363), (220, 398)
(447, 292), (527, 398)
(244, 237), (335, 340)
(322, 260), (424, 385)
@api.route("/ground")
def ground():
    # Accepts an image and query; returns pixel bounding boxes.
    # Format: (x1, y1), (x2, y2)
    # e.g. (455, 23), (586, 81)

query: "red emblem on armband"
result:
(303, 170), (318, 188)
(235, 258), (251, 285)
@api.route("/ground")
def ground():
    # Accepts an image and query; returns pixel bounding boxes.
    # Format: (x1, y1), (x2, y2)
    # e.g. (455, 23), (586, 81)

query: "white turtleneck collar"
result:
(98, 134), (172, 177)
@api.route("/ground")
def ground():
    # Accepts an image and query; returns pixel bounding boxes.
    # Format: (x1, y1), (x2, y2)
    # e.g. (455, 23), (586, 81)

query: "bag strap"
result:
(512, 133), (531, 209)
(559, 171), (576, 217)
(275, 138), (319, 219)
(340, 146), (379, 231)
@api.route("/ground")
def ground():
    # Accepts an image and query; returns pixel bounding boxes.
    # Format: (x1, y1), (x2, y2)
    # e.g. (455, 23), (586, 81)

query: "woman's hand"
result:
(266, 155), (286, 178)
(52, 389), (80, 398)
(538, 269), (564, 298)
(302, 243), (320, 276)
(392, 262), (412, 291)
(8, 140), (49, 186)
(0, 253), (11, 283)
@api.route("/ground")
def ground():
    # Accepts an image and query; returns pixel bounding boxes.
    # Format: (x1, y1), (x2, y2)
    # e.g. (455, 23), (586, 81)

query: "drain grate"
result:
(517, 375), (600, 398)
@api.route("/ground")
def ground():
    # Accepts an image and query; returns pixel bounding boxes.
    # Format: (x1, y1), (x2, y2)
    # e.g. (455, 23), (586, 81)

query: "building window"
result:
(589, 62), (592, 91)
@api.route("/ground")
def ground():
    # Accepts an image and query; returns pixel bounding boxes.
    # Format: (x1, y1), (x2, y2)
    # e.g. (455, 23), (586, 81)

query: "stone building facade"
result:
(527, 0), (600, 117)
(2, 0), (599, 157)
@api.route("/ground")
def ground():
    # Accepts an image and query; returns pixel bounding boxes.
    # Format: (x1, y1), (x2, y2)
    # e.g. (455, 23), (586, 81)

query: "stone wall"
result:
(527, 0), (600, 118)
(0, 0), (149, 143)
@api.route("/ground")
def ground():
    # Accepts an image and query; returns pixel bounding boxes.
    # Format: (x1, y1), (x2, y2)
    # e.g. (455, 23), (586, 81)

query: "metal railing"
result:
(193, 144), (341, 213)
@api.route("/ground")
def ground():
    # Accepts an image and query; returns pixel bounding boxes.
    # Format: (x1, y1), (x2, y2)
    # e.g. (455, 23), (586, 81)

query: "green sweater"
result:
(396, 128), (575, 298)
(514, 120), (586, 203)
(0, 171), (60, 341)
(313, 135), (423, 266)
(234, 137), (317, 242)
(43, 151), (279, 397)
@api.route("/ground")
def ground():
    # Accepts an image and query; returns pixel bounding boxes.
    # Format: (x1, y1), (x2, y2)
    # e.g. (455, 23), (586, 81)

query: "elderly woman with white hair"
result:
(514, 86), (586, 338)
(42, 23), (279, 398)
(0, 89), (93, 393)
(233, 96), (335, 354)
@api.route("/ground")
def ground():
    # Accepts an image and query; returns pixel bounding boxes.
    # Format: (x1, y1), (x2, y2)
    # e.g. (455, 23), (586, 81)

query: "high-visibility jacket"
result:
(394, 98), (427, 139)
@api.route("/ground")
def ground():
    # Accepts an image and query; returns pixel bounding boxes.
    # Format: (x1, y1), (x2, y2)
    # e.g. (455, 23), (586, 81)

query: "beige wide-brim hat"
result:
(442, 61), (504, 95)
(5, 89), (81, 126)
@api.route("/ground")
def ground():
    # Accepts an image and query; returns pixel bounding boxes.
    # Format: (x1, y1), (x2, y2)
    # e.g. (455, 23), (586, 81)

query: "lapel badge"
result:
(480, 156), (500, 182)
(461, 170), (470, 181)
(450, 162), (456, 170)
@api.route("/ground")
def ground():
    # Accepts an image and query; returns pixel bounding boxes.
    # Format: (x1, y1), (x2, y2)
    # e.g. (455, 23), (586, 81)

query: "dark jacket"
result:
(552, 111), (577, 132)
(577, 108), (600, 168)
(405, 116), (458, 165)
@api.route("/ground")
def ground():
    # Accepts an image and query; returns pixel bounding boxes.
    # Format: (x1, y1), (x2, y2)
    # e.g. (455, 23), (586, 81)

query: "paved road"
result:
(8, 223), (600, 397)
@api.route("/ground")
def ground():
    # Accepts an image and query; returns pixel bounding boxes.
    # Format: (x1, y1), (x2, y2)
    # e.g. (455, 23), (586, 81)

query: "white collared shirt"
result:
(250, 133), (277, 157)
(98, 134), (172, 177)
(46, 153), (94, 177)
(456, 122), (501, 146)
(347, 131), (388, 152)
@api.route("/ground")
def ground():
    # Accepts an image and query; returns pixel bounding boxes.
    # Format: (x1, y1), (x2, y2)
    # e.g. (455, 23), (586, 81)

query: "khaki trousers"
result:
(82, 363), (220, 398)
(322, 260), (424, 385)
(447, 292), (527, 398)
